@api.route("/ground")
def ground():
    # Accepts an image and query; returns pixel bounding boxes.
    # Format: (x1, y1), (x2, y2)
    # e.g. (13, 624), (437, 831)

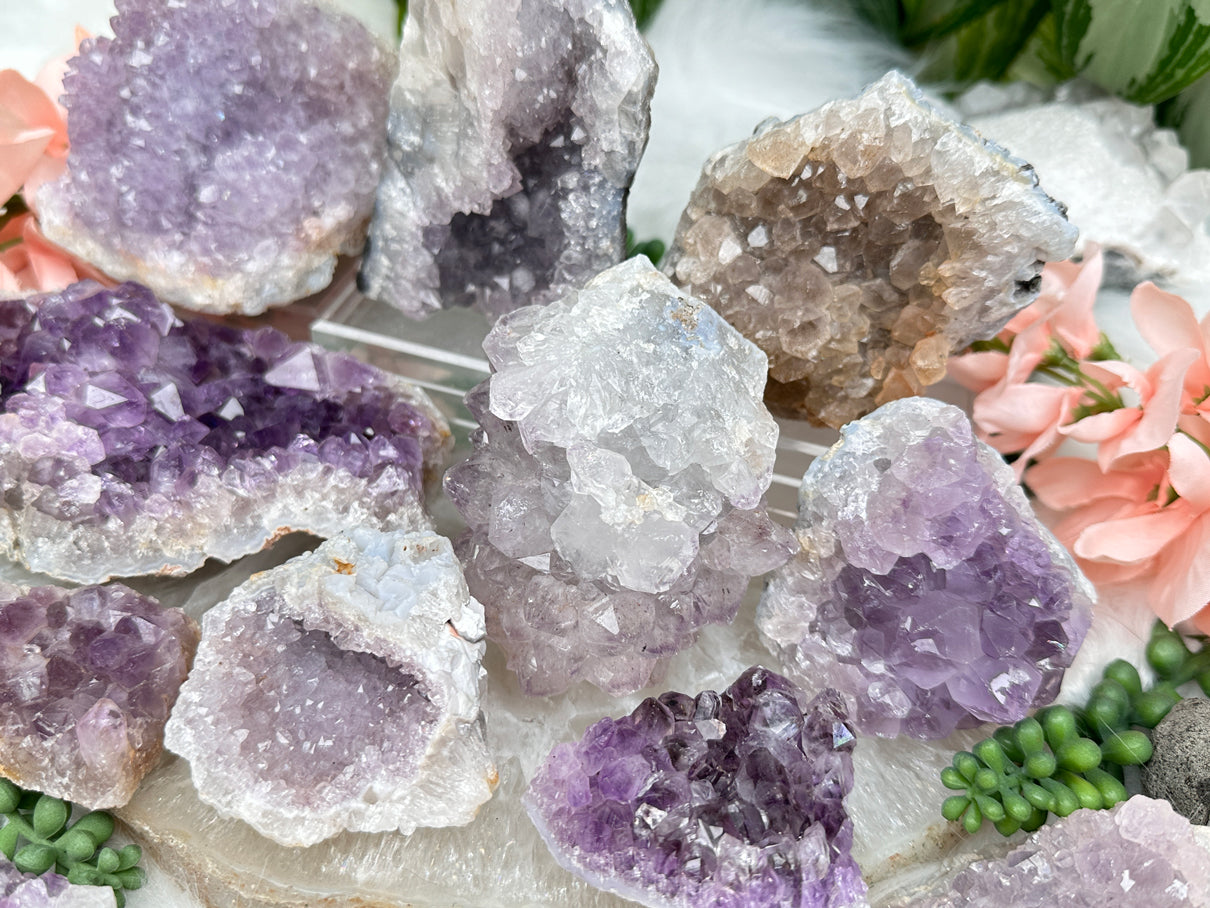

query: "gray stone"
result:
(1142, 697), (1210, 825)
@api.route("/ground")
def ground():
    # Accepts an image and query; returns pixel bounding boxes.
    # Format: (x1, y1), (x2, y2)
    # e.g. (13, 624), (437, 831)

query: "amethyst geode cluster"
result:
(36, 0), (394, 314)
(0, 582), (198, 810)
(524, 667), (866, 908)
(759, 397), (1093, 739)
(0, 281), (450, 583)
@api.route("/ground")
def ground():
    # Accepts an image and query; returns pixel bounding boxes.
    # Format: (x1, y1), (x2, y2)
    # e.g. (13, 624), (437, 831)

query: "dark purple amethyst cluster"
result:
(0, 281), (449, 582)
(0, 582), (198, 810)
(524, 667), (867, 908)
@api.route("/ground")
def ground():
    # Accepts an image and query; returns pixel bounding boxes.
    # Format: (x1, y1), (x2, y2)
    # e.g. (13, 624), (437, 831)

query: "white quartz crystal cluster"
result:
(164, 529), (495, 847)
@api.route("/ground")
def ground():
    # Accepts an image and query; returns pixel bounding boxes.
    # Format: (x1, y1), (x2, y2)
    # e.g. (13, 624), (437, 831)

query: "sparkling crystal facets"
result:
(445, 257), (795, 695)
(663, 71), (1077, 428)
(163, 529), (495, 847)
(758, 397), (1093, 738)
(0, 862), (115, 908)
(524, 666), (866, 908)
(36, 0), (394, 315)
(0, 582), (198, 810)
(0, 282), (450, 584)
(358, 0), (657, 321)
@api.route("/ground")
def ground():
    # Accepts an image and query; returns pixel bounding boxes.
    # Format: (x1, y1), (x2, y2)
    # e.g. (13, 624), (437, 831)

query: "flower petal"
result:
(0, 127), (53, 203)
(1073, 507), (1197, 564)
(946, 350), (1007, 393)
(1150, 514), (1210, 626)
(1109, 348), (1200, 463)
(1027, 457), (1150, 509)
(1050, 246), (1102, 359)
(1167, 432), (1210, 511)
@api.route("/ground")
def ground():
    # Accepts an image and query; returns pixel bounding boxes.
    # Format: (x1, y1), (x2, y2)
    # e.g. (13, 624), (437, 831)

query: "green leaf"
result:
(1172, 72), (1210, 168)
(0, 822), (20, 861)
(853, 0), (904, 36)
(31, 796), (68, 839)
(628, 0), (665, 30)
(900, 0), (1013, 44)
(915, 0), (1051, 86)
(14, 843), (57, 875)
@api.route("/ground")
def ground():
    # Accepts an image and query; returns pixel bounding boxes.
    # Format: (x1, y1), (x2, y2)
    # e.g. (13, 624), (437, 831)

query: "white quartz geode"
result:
(163, 529), (495, 847)
(663, 71), (1077, 428)
(358, 0), (657, 321)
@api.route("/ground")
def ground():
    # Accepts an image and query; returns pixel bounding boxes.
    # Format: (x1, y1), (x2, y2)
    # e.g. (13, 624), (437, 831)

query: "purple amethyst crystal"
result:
(758, 397), (1093, 739)
(0, 863), (114, 908)
(36, 0), (394, 315)
(0, 582), (198, 810)
(0, 281), (450, 583)
(524, 667), (867, 908)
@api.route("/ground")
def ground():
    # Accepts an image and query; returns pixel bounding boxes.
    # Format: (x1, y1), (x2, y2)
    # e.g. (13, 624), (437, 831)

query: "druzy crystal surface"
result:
(0, 582), (198, 810)
(36, 0), (394, 315)
(359, 0), (657, 321)
(758, 397), (1093, 738)
(164, 529), (495, 847)
(664, 71), (1077, 428)
(0, 281), (450, 584)
(524, 667), (866, 908)
(445, 258), (795, 695)
(919, 797), (1210, 907)
(0, 862), (114, 908)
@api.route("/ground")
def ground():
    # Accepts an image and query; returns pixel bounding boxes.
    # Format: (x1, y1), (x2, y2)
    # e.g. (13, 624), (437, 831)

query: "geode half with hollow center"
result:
(758, 397), (1093, 739)
(524, 666), (866, 908)
(359, 0), (657, 322)
(36, 0), (394, 315)
(663, 71), (1077, 428)
(0, 281), (450, 584)
(445, 257), (795, 695)
(163, 529), (496, 847)
(0, 582), (198, 810)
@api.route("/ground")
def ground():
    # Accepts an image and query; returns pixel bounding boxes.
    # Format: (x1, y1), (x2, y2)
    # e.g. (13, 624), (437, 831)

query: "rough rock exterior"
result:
(0, 582), (197, 810)
(164, 529), (495, 847)
(36, 0), (394, 314)
(758, 398), (1093, 738)
(1141, 697), (1210, 825)
(359, 0), (657, 321)
(0, 281), (450, 584)
(445, 258), (795, 695)
(524, 667), (866, 908)
(664, 71), (1077, 427)
(0, 862), (115, 908)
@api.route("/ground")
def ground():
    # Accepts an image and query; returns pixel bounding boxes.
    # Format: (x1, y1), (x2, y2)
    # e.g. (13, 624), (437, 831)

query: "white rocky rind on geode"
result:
(359, 0), (657, 321)
(664, 71), (1077, 428)
(164, 529), (495, 847)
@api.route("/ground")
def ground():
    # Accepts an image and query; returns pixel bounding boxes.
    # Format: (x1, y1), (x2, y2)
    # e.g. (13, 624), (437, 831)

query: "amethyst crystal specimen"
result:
(0, 281), (450, 583)
(0, 862), (115, 908)
(916, 797), (1210, 907)
(758, 398), (1093, 739)
(524, 667), (866, 908)
(664, 72), (1076, 428)
(164, 529), (495, 847)
(0, 582), (198, 810)
(445, 258), (795, 695)
(36, 0), (394, 315)
(359, 0), (657, 321)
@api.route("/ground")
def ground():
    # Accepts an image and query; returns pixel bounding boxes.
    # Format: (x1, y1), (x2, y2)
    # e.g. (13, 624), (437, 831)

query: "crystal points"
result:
(523, 667), (867, 908)
(664, 71), (1077, 427)
(445, 257), (795, 695)
(0, 281), (450, 583)
(163, 529), (495, 847)
(358, 0), (657, 321)
(757, 397), (1093, 738)
(0, 862), (115, 908)
(36, 0), (394, 314)
(0, 582), (198, 810)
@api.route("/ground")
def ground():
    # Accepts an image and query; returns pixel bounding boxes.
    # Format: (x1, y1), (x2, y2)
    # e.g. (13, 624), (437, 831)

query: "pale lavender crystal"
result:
(0, 281), (450, 584)
(445, 258), (795, 695)
(524, 667), (866, 908)
(36, 0), (394, 315)
(0, 862), (114, 908)
(359, 0), (657, 321)
(915, 797), (1210, 906)
(757, 397), (1093, 739)
(0, 582), (198, 810)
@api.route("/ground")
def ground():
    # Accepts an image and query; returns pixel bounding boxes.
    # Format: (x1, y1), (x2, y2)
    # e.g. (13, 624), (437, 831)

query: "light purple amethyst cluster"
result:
(524, 667), (867, 908)
(0, 582), (198, 810)
(0, 861), (114, 908)
(758, 398), (1093, 739)
(0, 281), (449, 582)
(36, 0), (394, 314)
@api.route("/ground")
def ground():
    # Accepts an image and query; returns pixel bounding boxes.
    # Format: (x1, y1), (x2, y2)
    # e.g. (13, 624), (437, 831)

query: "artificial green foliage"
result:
(940, 620), (1210, 836)
(625, 228), (667, 266)
(0, 781), (145, 907)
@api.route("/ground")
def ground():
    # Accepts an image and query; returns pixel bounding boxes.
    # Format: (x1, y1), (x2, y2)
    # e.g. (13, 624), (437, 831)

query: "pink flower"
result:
(0, 211), (106, 293)
(1129, 281), (1210, 407)
(0, 54), (70, 208)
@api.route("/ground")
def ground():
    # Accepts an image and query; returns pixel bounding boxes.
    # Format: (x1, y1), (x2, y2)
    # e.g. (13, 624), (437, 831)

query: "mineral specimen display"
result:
(0, 582), (198, 810)
(164, 529), (496, 847)
(445, 257), (795, 694)
(0, 862), (115, 908)
(35, 0), (394, 315)
(359, 0), (657, 321)
(524, 666), (866, 908)
(1141, 697), (1210, 825)
(758, 398), (1093, 739)
(664, 71), (1077, 427)
(0, 281), (450, 584)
